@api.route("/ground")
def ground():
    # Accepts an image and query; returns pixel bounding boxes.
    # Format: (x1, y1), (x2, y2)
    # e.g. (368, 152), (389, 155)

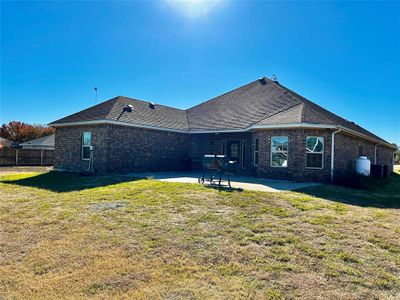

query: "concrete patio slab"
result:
(128, 171), (320, 192)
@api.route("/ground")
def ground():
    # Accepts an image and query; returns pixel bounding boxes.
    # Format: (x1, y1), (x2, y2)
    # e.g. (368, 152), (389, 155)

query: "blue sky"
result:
(1, 1), (399, 144)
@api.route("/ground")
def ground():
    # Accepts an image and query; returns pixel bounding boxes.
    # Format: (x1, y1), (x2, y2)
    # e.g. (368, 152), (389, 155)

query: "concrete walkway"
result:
(128, 171), (320, 192)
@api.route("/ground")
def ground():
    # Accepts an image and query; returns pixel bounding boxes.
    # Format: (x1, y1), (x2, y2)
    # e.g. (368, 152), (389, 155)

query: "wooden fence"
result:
(0, 149), (54, 166)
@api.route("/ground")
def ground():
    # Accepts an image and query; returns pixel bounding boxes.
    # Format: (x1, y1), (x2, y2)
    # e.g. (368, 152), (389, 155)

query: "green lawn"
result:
(0, 171), (399, 299)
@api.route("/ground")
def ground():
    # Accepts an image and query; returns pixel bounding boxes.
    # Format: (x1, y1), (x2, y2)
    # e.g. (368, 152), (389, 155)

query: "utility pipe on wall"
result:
(331, 128), (341, 181)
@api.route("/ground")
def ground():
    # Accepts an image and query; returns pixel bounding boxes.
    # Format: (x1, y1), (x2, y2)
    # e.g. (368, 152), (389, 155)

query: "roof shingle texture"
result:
(50, 78), (388, 143)
(52, 96), (188, 131)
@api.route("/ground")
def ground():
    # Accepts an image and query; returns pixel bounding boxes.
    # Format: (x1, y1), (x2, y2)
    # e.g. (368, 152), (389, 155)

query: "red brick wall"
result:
(55, 125), (189, 173)
(106, 125), (189, 173)
(334, 132), (394, 175)
(188, 129), (332, 181)
(376, 145), (394, 167)
(54, 125), (109, 172)
(55, 125), (394, 181)
(252, 129), (332, 182)
(188, 132), (253, 175)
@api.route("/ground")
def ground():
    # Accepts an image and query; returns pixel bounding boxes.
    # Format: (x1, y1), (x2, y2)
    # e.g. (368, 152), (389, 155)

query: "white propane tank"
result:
(356, 156), (371, 176)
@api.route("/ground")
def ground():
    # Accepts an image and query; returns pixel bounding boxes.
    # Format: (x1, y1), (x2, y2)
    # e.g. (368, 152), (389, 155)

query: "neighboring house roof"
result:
(49, 77), (392, 146)
(19, 134), (55, 150)
(0, 137), (13, 149)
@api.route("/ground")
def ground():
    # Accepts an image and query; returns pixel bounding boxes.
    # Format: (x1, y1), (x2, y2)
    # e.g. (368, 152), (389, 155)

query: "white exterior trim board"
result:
(50, 120), (394, 149)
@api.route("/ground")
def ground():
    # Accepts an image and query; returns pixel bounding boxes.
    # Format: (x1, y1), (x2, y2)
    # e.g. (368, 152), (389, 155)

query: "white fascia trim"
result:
(250, 123), (337, 130)
(337, 126), (395, 149)
(50, 119), (190, 134)
(190, 123), (337, 134)
(50, 120), (394, 148)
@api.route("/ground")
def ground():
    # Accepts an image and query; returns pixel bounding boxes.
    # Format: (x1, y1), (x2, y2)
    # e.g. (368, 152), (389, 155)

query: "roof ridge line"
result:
(186, 79), (261, 112)
(249, 103), (304, 127)
(269, 81), (388, 143)
(106, 96), (124, 119)
(117, 96), (186, 112)
(269, 81), (339, 124)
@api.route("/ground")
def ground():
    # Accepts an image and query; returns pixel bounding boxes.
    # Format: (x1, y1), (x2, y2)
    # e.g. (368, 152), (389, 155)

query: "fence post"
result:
(15, 149), (19, 166)
(40, 149), (44, 166)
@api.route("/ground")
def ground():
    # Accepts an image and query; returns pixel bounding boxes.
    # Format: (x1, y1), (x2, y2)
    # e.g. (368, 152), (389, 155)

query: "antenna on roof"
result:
(271, 74), (278, 82)
(94, 87), (98, 105)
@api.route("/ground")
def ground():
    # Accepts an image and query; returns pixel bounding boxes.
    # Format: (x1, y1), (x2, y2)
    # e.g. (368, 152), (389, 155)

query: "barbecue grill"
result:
(198, 155), (239, 188)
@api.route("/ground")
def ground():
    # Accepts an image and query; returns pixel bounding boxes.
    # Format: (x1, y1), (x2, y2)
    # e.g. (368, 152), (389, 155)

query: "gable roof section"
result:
(186, 79), (302, 130)
(275, 83), (387, 142)
(50, 78), (391, 145)
(255, 104), (304, 125)
(50, 96), (188, 131)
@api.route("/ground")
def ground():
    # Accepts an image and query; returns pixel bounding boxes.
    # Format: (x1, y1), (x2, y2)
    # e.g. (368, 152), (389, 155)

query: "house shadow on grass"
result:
(204, 184), (244, 193)
(0, 171), (140, 193)
(295, 172), (400, 209)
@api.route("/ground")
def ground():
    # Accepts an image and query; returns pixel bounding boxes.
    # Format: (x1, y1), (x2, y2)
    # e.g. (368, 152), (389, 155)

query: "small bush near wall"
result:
(334, 170), (388, 191)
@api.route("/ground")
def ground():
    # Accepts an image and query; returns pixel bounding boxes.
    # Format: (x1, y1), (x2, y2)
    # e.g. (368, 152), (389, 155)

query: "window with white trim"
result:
(271, 136), (288, 167)
(82, 132), (91, 160)
(253, 138), (259, 166)
(306, 136), (324, 168)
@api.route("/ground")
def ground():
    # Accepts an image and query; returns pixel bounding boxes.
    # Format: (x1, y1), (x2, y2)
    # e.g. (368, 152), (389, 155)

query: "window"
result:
(82, 132), (92, 160)
(241, 141), (246, 168)
(221, 141), (226, 155)
(306, 137), (324, 168)
(230, 143), (239, 158)
(359, 145), (363, 156)
(271, 136), (288, 167)
(253, 138), (259, 166)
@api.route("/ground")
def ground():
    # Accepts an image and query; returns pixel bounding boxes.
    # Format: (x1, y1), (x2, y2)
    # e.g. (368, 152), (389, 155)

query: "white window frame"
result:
(306, 136), (324, 169)
(241, 140), (246, 169)
(82, 131), (92, 161)
(253, 138), (259, 166)
(270, 136), (288, 168)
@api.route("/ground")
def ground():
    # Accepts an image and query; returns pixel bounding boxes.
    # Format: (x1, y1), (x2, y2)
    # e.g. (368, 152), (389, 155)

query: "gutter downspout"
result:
(374, 142), (382, 164)
(331, 128), (341, 182)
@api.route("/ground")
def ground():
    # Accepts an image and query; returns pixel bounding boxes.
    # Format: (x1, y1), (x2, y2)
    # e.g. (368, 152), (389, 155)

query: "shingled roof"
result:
(51, 96), (188, 131)
(50, 77), (390, 145)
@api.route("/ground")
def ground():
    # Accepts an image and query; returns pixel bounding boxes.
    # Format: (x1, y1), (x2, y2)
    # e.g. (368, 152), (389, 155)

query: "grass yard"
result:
(0, 171), (399, 299)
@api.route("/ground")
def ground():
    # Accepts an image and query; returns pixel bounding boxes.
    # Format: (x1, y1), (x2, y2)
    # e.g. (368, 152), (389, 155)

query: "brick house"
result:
(50, 77), (395, 182)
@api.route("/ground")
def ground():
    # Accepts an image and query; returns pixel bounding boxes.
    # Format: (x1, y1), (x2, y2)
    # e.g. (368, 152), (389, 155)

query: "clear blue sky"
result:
(1, 1), (399, 144)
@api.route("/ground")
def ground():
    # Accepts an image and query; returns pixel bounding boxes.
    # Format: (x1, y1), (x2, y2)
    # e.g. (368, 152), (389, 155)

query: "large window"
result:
(271, 136), (288, 167)
(306, 137), (324, 168)
(253, 138), (259, 166)
(82, 132), (92, 160)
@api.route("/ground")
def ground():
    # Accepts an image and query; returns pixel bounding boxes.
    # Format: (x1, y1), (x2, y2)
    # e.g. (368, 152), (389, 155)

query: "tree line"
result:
(0, 121), (55, 143)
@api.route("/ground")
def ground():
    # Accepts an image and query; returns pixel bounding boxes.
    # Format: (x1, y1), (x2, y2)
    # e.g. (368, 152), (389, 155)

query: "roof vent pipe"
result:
(123, 104), (134, 112)
(117, 104), (134, 120)
(259, 77), (267, 85)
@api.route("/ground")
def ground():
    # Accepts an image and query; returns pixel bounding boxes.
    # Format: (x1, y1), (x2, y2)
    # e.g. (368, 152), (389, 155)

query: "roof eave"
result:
(337, 126), (395, 150)
(49, 120), (395, 150)
(49, 119), (190, 134)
